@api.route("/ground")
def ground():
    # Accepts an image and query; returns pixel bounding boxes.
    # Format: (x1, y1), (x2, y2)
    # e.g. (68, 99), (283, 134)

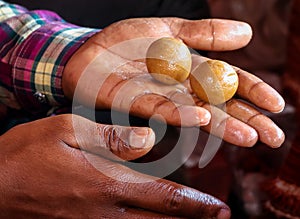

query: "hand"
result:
(0, 114), (230, 219)
(63, 18), (285, 148)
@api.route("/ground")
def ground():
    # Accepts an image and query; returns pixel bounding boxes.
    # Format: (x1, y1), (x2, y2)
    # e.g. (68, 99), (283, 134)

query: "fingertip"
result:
(223, 118), (258, 147)
(271, 96), (286, 113)
(242, 21), (253, 41)
(245, 79), (286, 114)
(231, 20), (253, 46)
(112, 127), (155, 161)
(185, 188), (231, 219)
(214, 19), (253, 50)
(200, 107), (212, 126)
(265, 127), (286, 149)
(217, 207), (231, 219)
(240, 127), (259, 147)
(194, 106), (212, 126)
(178, 106), (211, 126)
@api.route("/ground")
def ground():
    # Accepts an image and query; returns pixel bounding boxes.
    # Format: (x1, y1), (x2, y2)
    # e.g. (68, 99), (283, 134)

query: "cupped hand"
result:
(0, 114), (230, 219)
(63, 17), (285, 148)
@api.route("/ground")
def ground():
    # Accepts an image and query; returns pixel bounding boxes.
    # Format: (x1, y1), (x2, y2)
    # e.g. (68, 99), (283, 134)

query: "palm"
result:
(63, 18), (285, 148)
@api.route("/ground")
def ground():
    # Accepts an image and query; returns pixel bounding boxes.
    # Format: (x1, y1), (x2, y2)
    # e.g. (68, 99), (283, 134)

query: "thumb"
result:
(53, 114), (155, 161)
(162, 18), (252, 51)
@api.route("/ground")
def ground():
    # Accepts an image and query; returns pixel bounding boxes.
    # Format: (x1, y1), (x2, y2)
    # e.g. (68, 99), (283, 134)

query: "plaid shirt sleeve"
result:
(0, 1), (99, 113)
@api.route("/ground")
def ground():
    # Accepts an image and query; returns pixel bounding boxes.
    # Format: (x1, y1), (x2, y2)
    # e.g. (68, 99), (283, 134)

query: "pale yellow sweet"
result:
(146, 37), (191, 85)
(190, 60), (239, 105)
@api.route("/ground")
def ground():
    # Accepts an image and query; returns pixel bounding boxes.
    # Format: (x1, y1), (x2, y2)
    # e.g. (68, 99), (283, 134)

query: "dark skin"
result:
(0, 17), (286, 219)
(63, 17), (285, 147)
(0, 114), (230, 219)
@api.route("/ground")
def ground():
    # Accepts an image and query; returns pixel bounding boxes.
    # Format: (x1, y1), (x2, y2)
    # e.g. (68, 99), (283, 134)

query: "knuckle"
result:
(47, 114), (78, 143)
(209, 19), (216, 50)
(165, 187), (184, 212)
(103, 126), (129, 154)
(55, 114), (72, 124)
(51, 115), (74, 134)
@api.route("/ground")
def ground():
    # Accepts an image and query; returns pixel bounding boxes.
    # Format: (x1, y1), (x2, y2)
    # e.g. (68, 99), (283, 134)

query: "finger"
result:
(85, 153), (230, 219)
(162, 18), (252, 51)
(225, 99), (285, 148)
(96, 70), (211, 127)
(191, 55), (285, 113)
(235, 67), (285, 113)
(92, 17), (251, 52)
(123, 178), (231, 219)
(195, 100), (258, 147)
(50, 114), (155, 161)
(130, 94), (211, 127)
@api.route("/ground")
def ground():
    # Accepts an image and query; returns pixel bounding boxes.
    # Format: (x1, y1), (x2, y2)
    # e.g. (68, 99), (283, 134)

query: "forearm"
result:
(0, 1), (99, 114)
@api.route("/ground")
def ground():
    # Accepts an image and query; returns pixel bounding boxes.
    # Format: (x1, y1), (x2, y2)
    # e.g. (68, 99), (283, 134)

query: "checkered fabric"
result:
(0, 1), (99, 113)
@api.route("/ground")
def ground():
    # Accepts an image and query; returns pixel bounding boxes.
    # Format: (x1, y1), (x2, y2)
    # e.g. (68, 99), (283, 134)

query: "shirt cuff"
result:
(0, 1), (28, 21)
(11, 18), (99, 113)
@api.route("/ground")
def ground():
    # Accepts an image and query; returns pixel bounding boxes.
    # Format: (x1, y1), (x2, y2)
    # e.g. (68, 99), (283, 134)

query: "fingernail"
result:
(199, 109), (211, 126)
(179, 106), (211, 126)
(217, 208), (231, 219)
(129, 128), (155, 149)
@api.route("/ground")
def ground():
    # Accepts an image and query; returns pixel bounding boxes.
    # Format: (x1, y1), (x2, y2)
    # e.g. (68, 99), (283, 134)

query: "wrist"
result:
(63, 31), (104, 106)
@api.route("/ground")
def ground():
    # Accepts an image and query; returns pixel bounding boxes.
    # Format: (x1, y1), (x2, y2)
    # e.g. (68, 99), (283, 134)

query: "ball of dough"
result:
(146, 37), (192, 85)
(190, 60), (238, 105)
